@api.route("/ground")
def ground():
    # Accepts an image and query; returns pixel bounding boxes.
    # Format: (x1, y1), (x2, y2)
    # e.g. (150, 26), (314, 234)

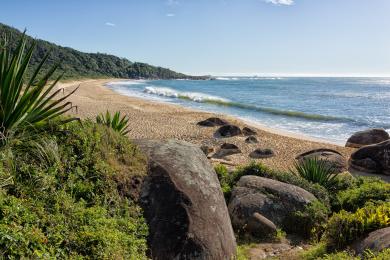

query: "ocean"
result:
(106, 77), (390, 144)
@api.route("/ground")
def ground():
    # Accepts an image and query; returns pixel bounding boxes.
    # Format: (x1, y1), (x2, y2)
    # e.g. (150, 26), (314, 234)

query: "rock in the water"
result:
(135, 139), (237, 259)
(346, 128), (389, 148)
(228, 176), (316, 232)
(200, 145), (214, 156)
(245, 136), (259, 144)
(213, 143), (241, 158)
(349, 140), (390, 175)
(246, 212), (278, 238)
(243, 127), (257, 136)
(197, 117), (228, 127)
(296, 148), (347, 173)
(249, 148), (274, 159)
(215, 124), (242, 138)
(354, 227), (390, 254)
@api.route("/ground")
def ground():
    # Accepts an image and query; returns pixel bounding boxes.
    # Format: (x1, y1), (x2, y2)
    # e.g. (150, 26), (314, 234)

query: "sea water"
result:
(106, 77), (390, 144)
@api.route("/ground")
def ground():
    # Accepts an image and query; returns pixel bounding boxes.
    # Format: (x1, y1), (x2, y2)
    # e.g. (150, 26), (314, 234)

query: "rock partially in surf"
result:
(249, 148), (274, 159)
(346, 128), (390, 148)
(245, 136), (259, 144)
(215, 125), (242, 138)
(349, 140), (390, 175)
(197, 117), (228, 127)
(243, 127), (257, 136)
(200, 145), (214, 156)
(213, 143), (241, 158)
(296, 148), (347, 173)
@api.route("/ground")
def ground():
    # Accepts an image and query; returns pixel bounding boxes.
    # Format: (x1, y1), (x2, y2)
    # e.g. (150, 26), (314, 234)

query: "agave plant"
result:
(0, 32), (78, 144)
(96, 111), (130, 135)
(292, 157), (339, 189)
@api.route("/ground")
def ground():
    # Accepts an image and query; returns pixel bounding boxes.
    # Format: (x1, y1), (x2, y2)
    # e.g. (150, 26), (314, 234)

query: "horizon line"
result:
(187, 72), (390, 78)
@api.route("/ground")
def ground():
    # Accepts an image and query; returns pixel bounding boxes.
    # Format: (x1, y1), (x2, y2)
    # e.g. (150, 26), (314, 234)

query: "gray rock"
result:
(212, 143), (241, 158)
(135, 139), (236, 260)
(346, 128), (389, 148)
(243, 127), (257, 136)
(349, 140), (390, 175)
(245, 136), (259, 144)
(354, 227), (390, 254)
(215, 125), (242, 138)
(228, 176), (316, 232)
(249, 148), (274, 159)
(197, 117), (228, 127)
(200, 145), (214, 156)
(296, 148), (347, 173)
(246, 212), (278, 238)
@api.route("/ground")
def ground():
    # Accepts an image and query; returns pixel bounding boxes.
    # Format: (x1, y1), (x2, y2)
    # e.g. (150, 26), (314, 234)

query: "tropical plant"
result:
(0, 32), (77, 144)
(96, 111), (130, 135)
(292, 158), (339, 189)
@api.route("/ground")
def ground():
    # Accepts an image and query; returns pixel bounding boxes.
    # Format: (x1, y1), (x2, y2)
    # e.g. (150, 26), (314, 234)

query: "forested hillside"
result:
(0, 23), (208, 80)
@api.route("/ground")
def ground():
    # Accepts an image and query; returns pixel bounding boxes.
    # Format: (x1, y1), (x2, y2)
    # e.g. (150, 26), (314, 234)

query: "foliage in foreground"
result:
(0, 31), (77, 144)
(96, 110), (130, 135)
(0, 121), (148, 258)
(292, 157), (339, 190)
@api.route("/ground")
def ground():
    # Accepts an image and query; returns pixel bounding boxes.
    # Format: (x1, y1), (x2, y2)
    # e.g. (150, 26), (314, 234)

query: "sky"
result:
(1, 0), (390, 76)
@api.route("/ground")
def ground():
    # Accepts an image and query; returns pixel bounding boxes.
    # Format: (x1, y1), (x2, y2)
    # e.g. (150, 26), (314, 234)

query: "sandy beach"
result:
(60, 79), (355, 171)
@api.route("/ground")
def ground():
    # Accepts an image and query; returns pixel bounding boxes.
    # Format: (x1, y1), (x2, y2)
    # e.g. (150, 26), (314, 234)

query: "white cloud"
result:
(265, 0), (294, 5)
(105, 22), (116, 27)
(166, 0), (179, 6)
(166, 13), (175, 17)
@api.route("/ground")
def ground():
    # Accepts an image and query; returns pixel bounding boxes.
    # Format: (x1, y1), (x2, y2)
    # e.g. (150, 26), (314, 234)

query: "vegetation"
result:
(292, 158), (339, 190)
(0, 23), (209, 80)
(0, 121), (148, 258)
(96, 111), (130, 135)
(0, 32), (77, 144)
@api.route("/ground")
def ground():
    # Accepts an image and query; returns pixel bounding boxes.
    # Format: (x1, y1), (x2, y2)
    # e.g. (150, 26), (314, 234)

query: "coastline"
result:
(61, 79), (355, 170)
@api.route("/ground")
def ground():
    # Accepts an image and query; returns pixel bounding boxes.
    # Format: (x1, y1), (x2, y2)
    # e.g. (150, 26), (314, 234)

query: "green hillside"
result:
(0, 23), (208, 80)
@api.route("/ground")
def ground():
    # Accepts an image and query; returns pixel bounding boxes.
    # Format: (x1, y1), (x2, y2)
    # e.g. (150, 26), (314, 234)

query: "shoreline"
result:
(61, 78), (355, 170)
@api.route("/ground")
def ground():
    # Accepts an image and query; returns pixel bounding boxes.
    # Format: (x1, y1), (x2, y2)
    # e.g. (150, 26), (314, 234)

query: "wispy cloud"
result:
(166, 0), (179, 6)
(265, 0), (294, 5)
(105, 22), (116, 27)
(166, 13), (175, 17)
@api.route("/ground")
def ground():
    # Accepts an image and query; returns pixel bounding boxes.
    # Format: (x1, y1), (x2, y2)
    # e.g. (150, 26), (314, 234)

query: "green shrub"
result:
(292, 158), (339, 190)
(333, 177), (390, 212)
(214, 164), (232, 200)
(323, 202), (390, 250)
(0, 121), (148, 258)
(0, 32), (77, 145)
(96, 111), (130, 135)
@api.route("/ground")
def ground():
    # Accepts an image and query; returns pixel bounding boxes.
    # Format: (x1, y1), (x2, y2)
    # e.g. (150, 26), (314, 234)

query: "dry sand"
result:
(60, 79), (355, 171)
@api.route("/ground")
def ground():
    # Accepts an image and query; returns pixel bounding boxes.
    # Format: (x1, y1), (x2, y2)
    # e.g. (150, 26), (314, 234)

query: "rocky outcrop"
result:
(245, 136), (258, 144)
(135, 139), (236, 260)
(346, 128), (389, 148)
(197, 117), (228, 127)
(215, 124), (242, 138)
(228, 176), (316, 234)
(243, 127), (257, 136)
(213, 143), (241, 158)
(349, 140), (390, 175)
(249, 148), (275, 159)
(296, 148), (347, 173)
(354, 227), (390, 254)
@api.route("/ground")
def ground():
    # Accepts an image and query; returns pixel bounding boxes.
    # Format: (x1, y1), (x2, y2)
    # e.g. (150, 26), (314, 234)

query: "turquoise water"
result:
(107, 77), (390, 144)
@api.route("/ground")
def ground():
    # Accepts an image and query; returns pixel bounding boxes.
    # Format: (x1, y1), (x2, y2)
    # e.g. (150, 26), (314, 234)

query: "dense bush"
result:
(332, 177), (390, 212)
(323, 202), (390, 250)
(0, 121), (148, 258)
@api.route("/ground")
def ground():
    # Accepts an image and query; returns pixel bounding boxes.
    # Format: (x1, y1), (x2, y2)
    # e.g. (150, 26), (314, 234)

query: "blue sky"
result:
(1, 0), (390, 76)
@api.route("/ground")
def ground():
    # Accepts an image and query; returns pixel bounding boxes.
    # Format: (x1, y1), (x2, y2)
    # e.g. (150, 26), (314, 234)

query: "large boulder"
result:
(212, 143), (241, 158)
(354, 227), (390, 254)
(349, 140), (390, 175)
(215, 125), (242, 138)
(296, 148), (347, 173)
(135, 139), (236, 259)
(197, 117), (228, 127)
(346, 128), (389, 148)
(228, 176), (316, 234)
